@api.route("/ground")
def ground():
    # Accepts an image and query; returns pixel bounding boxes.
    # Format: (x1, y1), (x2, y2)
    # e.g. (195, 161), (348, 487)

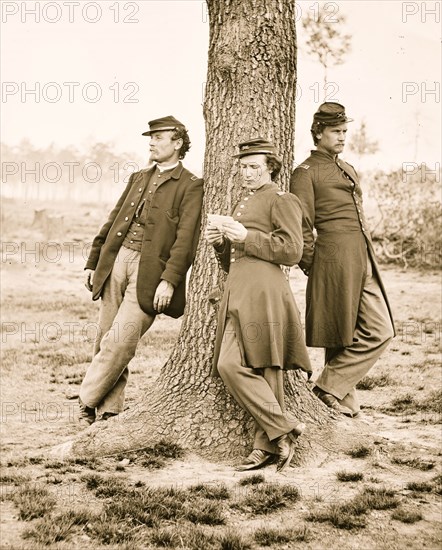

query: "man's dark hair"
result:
(265, 154), (282, 181)
(311, 122), (327, 145)
(171, 127), (191, 159)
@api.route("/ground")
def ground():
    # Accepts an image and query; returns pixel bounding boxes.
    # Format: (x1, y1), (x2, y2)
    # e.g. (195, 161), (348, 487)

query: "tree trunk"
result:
(52, 0), (334, 463)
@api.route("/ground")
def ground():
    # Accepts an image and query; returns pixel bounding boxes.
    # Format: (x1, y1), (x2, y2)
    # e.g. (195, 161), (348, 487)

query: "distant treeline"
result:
(1, 140), (144, 203)
(1, 141), (440, 268)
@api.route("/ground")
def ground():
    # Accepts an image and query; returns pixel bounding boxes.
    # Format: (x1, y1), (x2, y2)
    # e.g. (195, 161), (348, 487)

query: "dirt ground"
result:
(0, 198), (441, 549)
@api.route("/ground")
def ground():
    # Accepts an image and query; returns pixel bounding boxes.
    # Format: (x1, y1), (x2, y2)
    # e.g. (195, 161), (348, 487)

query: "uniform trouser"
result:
(79, 246), (155, 416)
(315, 254), (394, 414)
(217, 317), (299, 454)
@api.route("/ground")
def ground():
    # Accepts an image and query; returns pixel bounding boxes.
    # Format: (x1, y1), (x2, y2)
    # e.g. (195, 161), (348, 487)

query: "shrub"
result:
(368, 167), (441, 269)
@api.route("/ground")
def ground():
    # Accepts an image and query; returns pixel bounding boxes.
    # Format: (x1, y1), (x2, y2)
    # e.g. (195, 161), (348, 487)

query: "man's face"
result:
(316, 123), (347, 156)
(239, 154), (271, 190)
(149, 130), (181, 164)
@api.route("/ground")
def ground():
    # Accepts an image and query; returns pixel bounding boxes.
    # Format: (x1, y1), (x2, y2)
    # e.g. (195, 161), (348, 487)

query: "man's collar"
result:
(158, 162), (184, 180)
(156, 161), (180, 173)
(311, 149), (337, 161)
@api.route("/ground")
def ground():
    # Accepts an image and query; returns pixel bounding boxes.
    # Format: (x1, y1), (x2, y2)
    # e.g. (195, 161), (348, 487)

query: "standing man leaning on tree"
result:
(78, 116), (203, 426)
(290, 102), (395, 418)
(206, 138), (311, 472)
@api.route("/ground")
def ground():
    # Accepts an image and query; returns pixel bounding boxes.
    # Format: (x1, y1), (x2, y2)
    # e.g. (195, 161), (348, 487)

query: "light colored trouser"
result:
(217, 317), (298, 454)
(79, 246), (155, 415)
(315, 254), (394, 414)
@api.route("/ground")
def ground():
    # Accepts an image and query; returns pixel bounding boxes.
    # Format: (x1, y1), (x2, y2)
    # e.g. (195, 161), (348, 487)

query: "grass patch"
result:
(115, 440), (185, 469)
(382, 389), (442, 417)
(336, 471), (364, 482)
(346, 445), (371, 458)
(11, 484), (56, 520)
(188, 482), (230, 500)
(235, 482), (300, 515)
(183, 499), (226, 525)
(22, 508), (94, 544)
(81, 473), (130, 498)
(254, 524), (311, 545)
(218, 529), (253, 550)
(43, 460), (78, 474)
(391, 507), (423, 523)
(391, 456), (435, 471)
(306, 485), (399, 530)
(150, 525), (219, 549)
(418, 388), (442, 413)
(356, 373), (394, 390)
(354, 486), (399, 510)
(406, 481), (434, 492)
(4, 456), (45, 467)
(306, 503), (367, 530)
(80, 476), (232, 533)
(432, 473), (442, 494)
(0, 472), (30, 485)
(383, 394), (416, 414)
(238, 474), (265, 486)
(86, 518), (137, 546)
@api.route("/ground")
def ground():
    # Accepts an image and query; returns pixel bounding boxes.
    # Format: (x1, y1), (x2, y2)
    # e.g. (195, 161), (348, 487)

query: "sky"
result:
(1, 0), (441, 178)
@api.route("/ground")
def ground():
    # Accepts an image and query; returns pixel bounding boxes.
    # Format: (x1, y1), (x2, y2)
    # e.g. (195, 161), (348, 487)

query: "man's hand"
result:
(205, 225), (224, 246)
(84, 269), (94, 291)
(153, 280), (174, 313)
(222, 221), (248, 243)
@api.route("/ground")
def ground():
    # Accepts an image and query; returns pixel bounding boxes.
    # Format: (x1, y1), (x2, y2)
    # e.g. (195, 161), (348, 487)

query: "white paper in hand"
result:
(207, 214), (235, 231)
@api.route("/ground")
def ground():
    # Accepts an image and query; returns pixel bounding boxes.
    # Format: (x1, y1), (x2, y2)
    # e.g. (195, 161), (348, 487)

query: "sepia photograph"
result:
(1, 1), (441, 548)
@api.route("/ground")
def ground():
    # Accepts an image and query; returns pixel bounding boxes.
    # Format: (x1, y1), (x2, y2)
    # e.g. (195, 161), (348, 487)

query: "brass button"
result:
(231, 258), (236, 263)
(237, 213), (242, 217)
(117, 232), (122, 237)
(125, 216), (129, 221)
(131, 202), (135, 206)
(240, 205), (245, 208)
(138, 188), (142, 192)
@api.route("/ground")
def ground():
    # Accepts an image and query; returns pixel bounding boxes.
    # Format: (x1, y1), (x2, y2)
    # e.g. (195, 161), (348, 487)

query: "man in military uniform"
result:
(207, 138), (311, 472)
(78, 116), (203, 425)
(290, 103), (394, 417)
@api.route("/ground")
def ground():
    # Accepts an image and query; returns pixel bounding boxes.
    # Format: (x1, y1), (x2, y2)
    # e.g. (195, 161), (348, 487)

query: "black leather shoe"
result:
(312, 386), (354, 417)
(236, 449), (276, 471)
(78, 398), (95, 425)
(275, 434), (296, 473)
(97, 412), (119, 421)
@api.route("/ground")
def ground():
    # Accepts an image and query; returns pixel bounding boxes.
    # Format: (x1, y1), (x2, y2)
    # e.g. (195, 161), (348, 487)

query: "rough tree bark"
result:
(52, 0), (339, 462)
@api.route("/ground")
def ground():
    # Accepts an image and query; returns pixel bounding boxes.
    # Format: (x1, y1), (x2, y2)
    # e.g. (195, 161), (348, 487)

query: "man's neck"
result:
(315, 147), (337, 160)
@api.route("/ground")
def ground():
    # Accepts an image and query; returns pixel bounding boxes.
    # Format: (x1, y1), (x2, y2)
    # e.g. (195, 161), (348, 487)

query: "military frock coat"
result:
(85, 163), (203, 318)
(290, 150), (394, 348)
(212, 183), (312, 376)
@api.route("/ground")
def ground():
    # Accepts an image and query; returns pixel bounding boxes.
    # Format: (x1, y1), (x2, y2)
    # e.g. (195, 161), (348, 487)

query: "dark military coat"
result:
(212, 183), (312, 376)
(290, 150), (394, 348)
(85, 163), (203, 318)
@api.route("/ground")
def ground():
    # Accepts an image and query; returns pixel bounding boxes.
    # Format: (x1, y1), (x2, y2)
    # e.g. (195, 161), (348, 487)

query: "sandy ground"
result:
(0, 199), (441, 549)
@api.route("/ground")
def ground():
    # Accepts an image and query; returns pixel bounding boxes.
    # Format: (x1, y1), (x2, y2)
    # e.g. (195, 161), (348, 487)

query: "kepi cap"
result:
(142, 115), (186, 136)
(312, 102), (353, 127)
(233, 137), (277, 158)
